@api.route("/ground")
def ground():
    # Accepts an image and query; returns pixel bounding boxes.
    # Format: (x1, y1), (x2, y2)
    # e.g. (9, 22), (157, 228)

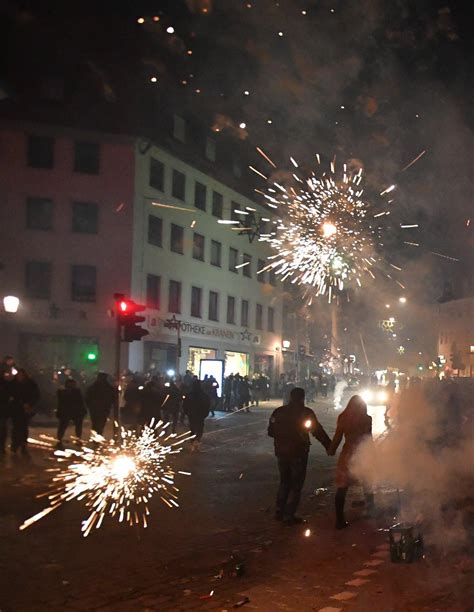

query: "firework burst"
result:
(251, 152), (402, 300)
(20, 421), (193, 537)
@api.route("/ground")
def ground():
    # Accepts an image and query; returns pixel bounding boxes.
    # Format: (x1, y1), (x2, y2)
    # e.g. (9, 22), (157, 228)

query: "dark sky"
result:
(2, 0), (472, 306)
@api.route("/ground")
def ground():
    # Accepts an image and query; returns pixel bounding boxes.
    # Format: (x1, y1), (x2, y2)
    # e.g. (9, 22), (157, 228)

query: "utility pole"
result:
(113, 293), (124, 436)
(164, 315), (182, 375)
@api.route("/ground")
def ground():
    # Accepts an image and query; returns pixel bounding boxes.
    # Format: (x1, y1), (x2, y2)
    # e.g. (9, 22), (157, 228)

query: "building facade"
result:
(129, 138), (284, 381)
(437, 296), (474, 377)
(0, 121), (135, 375)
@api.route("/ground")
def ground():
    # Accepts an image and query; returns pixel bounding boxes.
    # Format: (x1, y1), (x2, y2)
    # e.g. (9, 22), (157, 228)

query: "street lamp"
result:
(3, 295), (20, 313)
(399, 296), (407, 304)
(282, 340), (291, 349)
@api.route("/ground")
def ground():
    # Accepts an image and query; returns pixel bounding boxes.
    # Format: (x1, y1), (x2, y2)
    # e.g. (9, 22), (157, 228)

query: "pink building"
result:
(0, 121), (135, 374)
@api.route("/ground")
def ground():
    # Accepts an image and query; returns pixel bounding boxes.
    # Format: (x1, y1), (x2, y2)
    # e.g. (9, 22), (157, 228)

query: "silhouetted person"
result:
(11, 369), (40, 456)
(163, 381), (182, 433)
(0, 370), (15, 454)
(328, 394), (373, 529)
(268, 387), (330, 525)
(56, 379), (86, 447)
(85, 373), (116, 436)
(183, 380), (210, 451)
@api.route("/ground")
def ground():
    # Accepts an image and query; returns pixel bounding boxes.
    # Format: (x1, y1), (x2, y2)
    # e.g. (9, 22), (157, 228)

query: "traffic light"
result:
(86, 351), (98, 362)
(115, 297), (149, 343)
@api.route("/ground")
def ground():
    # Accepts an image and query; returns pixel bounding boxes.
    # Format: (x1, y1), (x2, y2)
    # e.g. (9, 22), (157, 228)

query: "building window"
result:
(168, 280), (181, 314)
(74, 141), (100, 174)
(191, 286), (202, 318)
(257, 259), (266, 283)
(25, 261), (51, 299)
(148, 215), (163, 247)
(210, 240), (222, 267)
(256, 303), (263, 330)
(193, 233), (205, 261)
(146, 274), (161, 309)
(212, 191), (223, 218)
(172, 169), (186, 201)
(231, 202), (241, 221)
(227, 296), (236, 325)
(71, 265), (97, 302)
(26, 197), (53, 230)
(72, 201), (98, 234)
(229, 248), (238, 273)
(205, 137), (216, 161)
(269, 268), (277, 286)
(209, 291), (219, 321)
(27, 135), (54, 169)
(173, 114), (186, 142)
(268, 307), (275, 332)
(243, 253), (252, 278)
(149, 157), (164, 191)
(194, 181), (207, 211)
(241, 300), (249, 327)
(170, 224), (184, 254)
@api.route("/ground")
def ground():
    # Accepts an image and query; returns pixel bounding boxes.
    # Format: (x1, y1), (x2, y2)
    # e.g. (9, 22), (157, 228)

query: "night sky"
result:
(2, 0), (472, 313)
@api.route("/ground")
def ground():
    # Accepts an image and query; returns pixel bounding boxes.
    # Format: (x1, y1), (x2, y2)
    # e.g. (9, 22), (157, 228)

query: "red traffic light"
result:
(114, 296), (149, 343)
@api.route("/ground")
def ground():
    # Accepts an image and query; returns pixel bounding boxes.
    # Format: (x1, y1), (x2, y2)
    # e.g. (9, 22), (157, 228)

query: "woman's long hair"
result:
(340, 394), (368, 421)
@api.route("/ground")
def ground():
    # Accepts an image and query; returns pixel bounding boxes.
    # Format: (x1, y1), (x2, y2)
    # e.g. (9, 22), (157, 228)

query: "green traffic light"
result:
(87, 352), (98, 362)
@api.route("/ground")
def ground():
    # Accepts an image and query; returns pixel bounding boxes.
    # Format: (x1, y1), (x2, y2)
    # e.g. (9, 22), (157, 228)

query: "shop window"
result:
(241, 299), (249, 327)
(210, 240), (222, 267)
(193, 233), (205, 261)
(149, 157), (165, 191)
(25, 261), (51, 299)
(256, 303), (263, 330)
(191, 286), (202, 318)
(194, 181), (207, 210)
(227, 296), (236, 324)
(148, 215), (163, 247)
(26, 197), (53, 230)
(27, 135), (54, 169)
(146, 274), (161, 310)
(187, 347), (217, 375)
(225, 351), (249, 377)
(209, 291), (219, 321)
(71, 265), (97, 302)
(269, 268), (277, 286)
(170, 223), (184, 254)
(169, 280), (181, 314)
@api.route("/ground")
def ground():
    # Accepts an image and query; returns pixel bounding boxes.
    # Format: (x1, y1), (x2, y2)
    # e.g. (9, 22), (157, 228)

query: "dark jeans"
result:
(12, 412), (31, 451)
(189, 417), (205, 441)
(276, 454), (308, 519)
(164, 409), (179, 434)
(90, 410), (108, 436)
(57, 415), (83, 440)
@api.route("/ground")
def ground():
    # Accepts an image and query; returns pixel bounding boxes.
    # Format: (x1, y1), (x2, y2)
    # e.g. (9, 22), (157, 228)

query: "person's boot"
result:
(335, 488), (349, 529)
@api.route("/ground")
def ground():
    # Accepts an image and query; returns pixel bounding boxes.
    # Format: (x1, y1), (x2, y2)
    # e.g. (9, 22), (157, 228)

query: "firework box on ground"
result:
(389, 522), (423, 563)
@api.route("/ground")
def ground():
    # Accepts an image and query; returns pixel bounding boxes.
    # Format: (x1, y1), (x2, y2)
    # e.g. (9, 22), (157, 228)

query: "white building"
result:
(128, 135), (284, 382)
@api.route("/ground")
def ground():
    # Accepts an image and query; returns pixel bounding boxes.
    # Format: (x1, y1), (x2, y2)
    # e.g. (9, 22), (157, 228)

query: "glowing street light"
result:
(282, 340), (291, 349)
(3, 295), (20, 313)
(399, 296), (407, 304)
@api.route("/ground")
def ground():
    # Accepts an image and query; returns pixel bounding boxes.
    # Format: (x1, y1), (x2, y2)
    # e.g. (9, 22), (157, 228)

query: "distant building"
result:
(437, 297), (474, 377)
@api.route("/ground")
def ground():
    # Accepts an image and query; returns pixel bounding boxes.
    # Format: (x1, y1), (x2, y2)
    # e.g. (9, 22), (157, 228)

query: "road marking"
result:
(345, 578), (370, 587)
(364, 559), (384, 567)
(353, 569), (378, 577)
(318, 608), (342, 612)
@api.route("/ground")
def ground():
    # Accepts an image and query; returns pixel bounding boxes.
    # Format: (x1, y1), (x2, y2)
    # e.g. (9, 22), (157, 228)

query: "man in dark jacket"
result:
(183, 380), (210, 451)
(56, 379), (86, 447)
(268, 387), (330, 525)
(11, 369), (40, 455)
(85, 372), (116, 436)
(163, 380), (182, 433)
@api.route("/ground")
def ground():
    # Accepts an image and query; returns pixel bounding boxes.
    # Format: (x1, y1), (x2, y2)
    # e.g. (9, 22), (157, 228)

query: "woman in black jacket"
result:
(183, 380), (210, 451)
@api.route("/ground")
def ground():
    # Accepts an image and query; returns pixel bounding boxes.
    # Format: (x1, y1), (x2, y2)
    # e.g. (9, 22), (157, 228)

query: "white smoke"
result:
(333, 380), (348, 410)
(350, 381), (474, 550)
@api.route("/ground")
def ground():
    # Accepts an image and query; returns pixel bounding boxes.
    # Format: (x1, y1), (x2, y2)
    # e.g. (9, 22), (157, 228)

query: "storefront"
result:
(144, 341), (177, 375)
(224, 351), (249, 376)
(254, 354), (274, 378)
(187, 346), (217, 375)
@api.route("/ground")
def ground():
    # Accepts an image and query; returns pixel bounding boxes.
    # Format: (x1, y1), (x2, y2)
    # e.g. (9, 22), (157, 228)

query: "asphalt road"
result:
(1, 396), (472, 611)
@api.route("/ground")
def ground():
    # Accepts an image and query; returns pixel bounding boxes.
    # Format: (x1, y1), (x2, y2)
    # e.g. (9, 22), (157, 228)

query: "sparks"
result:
(20, 422), (193, 537)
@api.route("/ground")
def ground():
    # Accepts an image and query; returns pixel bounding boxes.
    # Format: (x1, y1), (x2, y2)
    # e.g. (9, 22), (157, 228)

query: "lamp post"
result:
(164, 315), (182, 375)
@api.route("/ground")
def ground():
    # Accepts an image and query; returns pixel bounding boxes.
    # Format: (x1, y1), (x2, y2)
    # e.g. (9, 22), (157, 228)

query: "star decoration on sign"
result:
(240, 329), (252, 341)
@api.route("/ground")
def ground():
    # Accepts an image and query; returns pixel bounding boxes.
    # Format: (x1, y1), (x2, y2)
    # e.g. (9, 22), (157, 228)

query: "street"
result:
(1, 396), (472, 611)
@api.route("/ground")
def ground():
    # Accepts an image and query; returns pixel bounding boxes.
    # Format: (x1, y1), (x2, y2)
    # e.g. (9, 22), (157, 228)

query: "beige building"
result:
(437, 296), (474, 377)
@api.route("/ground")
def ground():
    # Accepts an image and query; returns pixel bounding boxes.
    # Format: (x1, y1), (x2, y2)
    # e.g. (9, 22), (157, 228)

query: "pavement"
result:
(0, 396), (473, 611)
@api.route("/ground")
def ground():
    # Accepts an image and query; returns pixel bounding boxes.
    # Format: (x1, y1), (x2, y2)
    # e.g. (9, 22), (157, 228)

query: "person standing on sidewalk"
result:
(85, 372), (116, 436)
(183, 380), (210, 451)
(56, 379), (86, 448)
(11, 368), (40, 456)
(0, 369), (15, 455)
(268, 387), (331, 525)
(328, 394), (373, 529)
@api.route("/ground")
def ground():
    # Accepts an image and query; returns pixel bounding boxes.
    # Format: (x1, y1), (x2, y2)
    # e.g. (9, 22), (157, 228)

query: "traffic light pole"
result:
(113, 293), (124, 437)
